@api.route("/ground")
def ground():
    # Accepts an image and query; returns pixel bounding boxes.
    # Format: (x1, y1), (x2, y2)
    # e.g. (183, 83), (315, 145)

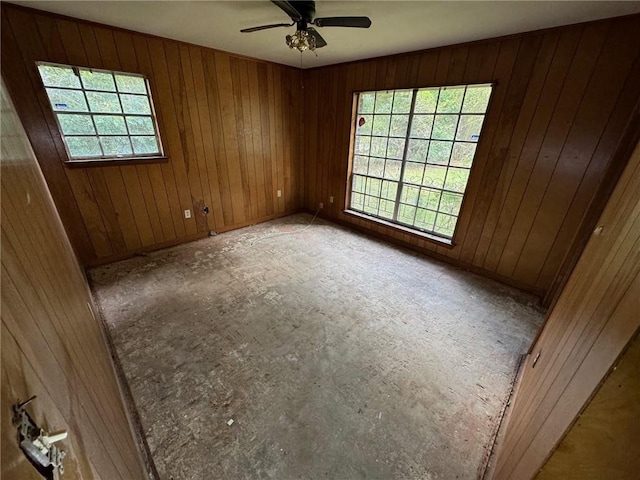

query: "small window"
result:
(348, 84), (493, 242)
(37, 62), (164, 162)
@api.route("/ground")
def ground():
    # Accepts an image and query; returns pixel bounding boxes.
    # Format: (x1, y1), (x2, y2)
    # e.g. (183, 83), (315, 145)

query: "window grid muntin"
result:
(37, 61), (163, 161)
(350, 84), (492, 240)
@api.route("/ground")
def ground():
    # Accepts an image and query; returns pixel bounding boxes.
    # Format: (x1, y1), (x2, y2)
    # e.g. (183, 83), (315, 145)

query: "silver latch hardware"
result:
(12, 396), (67, 479)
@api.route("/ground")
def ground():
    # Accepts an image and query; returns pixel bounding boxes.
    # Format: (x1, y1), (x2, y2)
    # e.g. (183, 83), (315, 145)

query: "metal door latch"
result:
(12, 396), (67, 479)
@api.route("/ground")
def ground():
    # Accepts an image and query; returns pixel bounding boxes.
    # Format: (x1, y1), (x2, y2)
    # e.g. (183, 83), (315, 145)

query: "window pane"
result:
(355, 136), (370, 156)
(403, 162), (424, 185)
(406, 139), (428, 162)
(456, 115), (484, 142)
(392, 90), (412, 114)
(432, 115), (458, 140)
(359, 92), (375, 114)
(389, 115), (409, 137)
(351, 192), (364, 209)
(434, 213), (456, 237)
(462, 85), (492, 113)
(426, 141), (453, 165)
(415, 89), (438, 113)
(386, 138), (405, 160)
(423, 165), (447, 189)
(38, 65), (81, 89)
(94, 115), (127, 135)
(383, 160), (402, 180)
(440, 192), (463, 216)
(370, 137), (388, 158)
(46, 88), (88, 112)
(115, 74), (147, 94)
(57, 114), (95, 135)
(87, 91), (121, 113)
(353, 155), (368, 174)
(368, 157), (385, 177)
(66, 136), (102, 157)
(80, 70), (116, 91)
(398, 204), (416, 224)
(381, 180), (398, 200)
(356, 114), (372, 135)
(126, 116), (155, 135)
(101, 136), (133, 156)
(436, 87), (464, 113)
(410, 115), (434, 139)
(372, 115), (391, 136)
(120, 94), (151, 114)
(365, 177), (382, 196)
(401, 185), (420, 205)
(363, 196), (379, 215)
(415, 208), (436, 230)
(444, 167), (470, 193)
(131, 136), (160, 155)
(450, 143), (476, 168)
(378, 199), (395, 219)
(374, 91), (393, 113)
(418, 188), (441, 210)
(352, 175), (366, 193)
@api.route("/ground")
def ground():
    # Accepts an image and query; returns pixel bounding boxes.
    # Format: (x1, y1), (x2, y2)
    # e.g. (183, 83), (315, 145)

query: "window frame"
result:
(36, 61), (167, 166)
(345, 82), (495, 246)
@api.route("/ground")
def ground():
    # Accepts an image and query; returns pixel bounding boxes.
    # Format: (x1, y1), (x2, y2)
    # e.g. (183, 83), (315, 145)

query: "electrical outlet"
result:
(184, 209), (191, 219)
(329, 196), (334, 203)
(277, 190), (282, 198)
(319, 202), (324, 209)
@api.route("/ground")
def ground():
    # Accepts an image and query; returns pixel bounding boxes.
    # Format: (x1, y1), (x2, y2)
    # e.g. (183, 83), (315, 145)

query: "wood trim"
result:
(84, 209), (302, 267)
(65, 156), (170, 168)
(310, 209), (546, 298)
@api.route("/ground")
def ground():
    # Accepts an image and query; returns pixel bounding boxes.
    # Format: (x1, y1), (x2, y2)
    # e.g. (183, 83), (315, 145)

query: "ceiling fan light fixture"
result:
(285, 30), (316, 52)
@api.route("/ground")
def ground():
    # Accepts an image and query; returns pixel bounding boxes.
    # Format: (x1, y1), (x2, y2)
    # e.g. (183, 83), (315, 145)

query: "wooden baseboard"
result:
(84, 210), (303, 268)
(307, 209), (545, 299)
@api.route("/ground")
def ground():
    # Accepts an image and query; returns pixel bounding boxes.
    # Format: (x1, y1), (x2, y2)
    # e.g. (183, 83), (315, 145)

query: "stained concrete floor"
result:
(90, 213), (544, 480)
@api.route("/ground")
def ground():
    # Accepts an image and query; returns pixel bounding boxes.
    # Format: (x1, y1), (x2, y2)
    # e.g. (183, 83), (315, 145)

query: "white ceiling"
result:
(10, 1), (640, 68)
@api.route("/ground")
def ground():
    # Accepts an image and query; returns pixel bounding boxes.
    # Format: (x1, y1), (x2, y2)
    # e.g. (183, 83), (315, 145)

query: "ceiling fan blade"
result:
(271, 0), (302, 22)
(307, 27), (327, 48)
(240, 23), (293, 33)
(314, 16), (372, 28)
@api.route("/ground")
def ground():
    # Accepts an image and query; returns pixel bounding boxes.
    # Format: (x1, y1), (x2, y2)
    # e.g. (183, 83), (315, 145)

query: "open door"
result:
(488, 139), (640, 479)
(1, 78), (148, 479)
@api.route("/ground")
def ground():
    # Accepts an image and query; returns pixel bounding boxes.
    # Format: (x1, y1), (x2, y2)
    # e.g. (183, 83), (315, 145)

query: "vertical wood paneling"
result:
(1, 3), (303, 266)
(1, 78), (146, 479)
(490, 139), (640, 480)
(304, 14), (640, 297)
(535, 332), (640, 480)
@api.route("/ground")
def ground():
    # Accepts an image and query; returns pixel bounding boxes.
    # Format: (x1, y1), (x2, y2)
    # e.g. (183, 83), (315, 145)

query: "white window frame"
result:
(37, 61), (165, 163)
(347, 83), (493, 243)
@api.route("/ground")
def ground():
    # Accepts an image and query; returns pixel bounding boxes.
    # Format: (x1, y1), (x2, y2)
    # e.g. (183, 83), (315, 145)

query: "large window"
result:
(37, 62), (163, 162)
(348, 84), (493, 241)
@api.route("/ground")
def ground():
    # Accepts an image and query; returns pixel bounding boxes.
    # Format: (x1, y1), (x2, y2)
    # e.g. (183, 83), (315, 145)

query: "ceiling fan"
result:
(240, 1), (372, 52)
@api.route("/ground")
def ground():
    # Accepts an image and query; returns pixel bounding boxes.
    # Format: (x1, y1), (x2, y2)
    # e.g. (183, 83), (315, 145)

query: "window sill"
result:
(343, 209), (455, 248)
(64, 156), (169, 168)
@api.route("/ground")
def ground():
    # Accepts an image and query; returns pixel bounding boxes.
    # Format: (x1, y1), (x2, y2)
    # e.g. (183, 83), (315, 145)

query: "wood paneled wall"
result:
(1, 79), (146, 479)
(490, 139), (640, 480)
(303, 14), (640, 296)
(1, 3), (304, 266)
(535, 331), (640, 480)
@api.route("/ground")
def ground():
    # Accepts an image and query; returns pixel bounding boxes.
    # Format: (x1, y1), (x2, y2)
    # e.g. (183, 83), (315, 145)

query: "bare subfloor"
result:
(90, 214), (544, 480)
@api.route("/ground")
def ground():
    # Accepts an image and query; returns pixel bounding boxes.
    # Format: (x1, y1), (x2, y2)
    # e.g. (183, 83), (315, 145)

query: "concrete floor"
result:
(90, 213), (544, 480)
